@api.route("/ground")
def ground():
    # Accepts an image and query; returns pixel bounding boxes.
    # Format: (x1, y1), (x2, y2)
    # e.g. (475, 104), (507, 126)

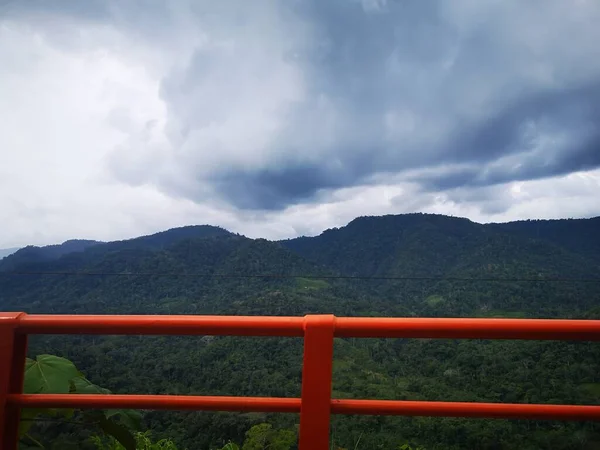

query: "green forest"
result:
(1, 213), (599, 449)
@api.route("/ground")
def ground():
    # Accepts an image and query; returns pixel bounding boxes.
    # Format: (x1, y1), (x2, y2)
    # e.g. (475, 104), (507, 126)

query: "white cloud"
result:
(0, 19), (174, 246)
(214, 168), (600, 240)
(0, 1), (599, 248)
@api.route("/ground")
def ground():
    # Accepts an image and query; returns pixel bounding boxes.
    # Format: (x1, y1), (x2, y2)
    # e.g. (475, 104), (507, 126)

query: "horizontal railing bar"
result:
(334, 317), (600, 340)
(17, 315), (305, 337)
(9, 394), (301, 413)
(331, 399), (600, 421)
(14, 315), (600, 340)
(9, 394), (600, 421)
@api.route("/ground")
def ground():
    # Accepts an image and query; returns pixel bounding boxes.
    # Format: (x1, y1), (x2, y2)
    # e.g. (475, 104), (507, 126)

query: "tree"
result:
(91, 431), (179, 450)
(241, 423), (296, 450)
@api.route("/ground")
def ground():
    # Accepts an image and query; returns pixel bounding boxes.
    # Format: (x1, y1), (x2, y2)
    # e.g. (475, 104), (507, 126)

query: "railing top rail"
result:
(335, 316), (600, 340)
(13, 314), (306, 337)
(7, 394), (600, 421)
(6, 313), (600, 340)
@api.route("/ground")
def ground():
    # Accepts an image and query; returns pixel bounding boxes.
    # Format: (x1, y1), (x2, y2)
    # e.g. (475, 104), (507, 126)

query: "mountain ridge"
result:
(1, 213), (599, 449)
(0, 247), (20, 259)
(281, 213), (600, 278)
(0, 213), (600, 268)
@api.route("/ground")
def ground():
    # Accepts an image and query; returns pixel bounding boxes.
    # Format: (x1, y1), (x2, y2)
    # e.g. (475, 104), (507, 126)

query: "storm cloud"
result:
(104, 0), (600, 210)
(1, 0), (600, 246)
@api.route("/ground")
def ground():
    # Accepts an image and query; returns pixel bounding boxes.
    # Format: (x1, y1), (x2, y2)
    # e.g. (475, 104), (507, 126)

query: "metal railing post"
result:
(0, 312), (27, 450)
(299, 314), (335, 450)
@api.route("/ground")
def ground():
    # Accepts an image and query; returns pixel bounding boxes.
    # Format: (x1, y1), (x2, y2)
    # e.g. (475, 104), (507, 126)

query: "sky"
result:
(1, 0), (600, 248)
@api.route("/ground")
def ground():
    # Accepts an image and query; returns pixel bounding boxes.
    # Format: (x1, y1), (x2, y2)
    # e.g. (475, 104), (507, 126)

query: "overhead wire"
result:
(1, 271), (599, 283)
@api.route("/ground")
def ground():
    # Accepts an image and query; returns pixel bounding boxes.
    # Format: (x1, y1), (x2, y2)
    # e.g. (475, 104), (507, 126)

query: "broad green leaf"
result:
(24, 355), (80, 394)
(20, 355), (79, 436)
(71, 376), (112, 395)
(98, 416), (136, 450)
(105, 409), (143, 431)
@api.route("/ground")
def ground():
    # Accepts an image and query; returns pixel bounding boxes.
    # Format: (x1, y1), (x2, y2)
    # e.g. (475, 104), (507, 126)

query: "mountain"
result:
(94, 224), (233, 253)
(281, 213), (600, 278)
(0, 247), (19, 259)
(0, 239), (101, 271)
(0, 231), (350, 316)
(1, 215), (599, 450)
(0, 226), (231, 273)
(490, 217), (600, 264)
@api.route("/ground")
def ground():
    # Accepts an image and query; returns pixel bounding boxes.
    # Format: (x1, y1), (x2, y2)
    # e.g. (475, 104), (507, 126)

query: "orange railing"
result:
(2, 313), (600, 449)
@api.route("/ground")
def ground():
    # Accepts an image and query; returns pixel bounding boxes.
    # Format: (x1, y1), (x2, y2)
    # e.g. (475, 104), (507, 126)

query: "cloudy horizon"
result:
(1, 0), (600, 248)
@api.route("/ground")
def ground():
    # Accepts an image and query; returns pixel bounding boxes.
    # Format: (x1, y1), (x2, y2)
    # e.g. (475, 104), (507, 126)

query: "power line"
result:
(1, 271), (600, 283)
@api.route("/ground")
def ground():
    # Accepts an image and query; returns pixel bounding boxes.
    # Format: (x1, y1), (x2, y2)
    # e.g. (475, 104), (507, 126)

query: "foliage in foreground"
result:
(21, 354), (141, 450)
(20, 355), (300, 450)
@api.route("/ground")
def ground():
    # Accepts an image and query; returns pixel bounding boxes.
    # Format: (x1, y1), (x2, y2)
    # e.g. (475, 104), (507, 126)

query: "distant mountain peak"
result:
(0, 225), (235, 272)
(120, 225), (232, 245)
(346, 212), (474, 226)
(0, 239), (102, 270)
(0, 247), (20, 259)
(61, 239), (101, 245)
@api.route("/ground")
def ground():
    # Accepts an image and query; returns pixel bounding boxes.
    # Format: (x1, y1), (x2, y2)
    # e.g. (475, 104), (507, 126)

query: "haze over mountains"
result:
(1, 213), (599, 449)
(0, 247), (19, 259)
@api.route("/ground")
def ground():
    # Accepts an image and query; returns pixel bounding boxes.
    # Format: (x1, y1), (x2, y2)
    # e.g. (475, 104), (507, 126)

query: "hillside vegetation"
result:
(1, 214), (599, 449)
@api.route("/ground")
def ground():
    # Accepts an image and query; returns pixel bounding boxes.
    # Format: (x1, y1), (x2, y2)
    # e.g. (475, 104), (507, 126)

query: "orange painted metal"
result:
(18, 314), (305, 336)
(3, 312), (600, 450)
(335, 317), (600, 340)
(0, 313), (27, 450)
(16, 314), (600, 340)
(331, 399), (600, 421)
(299, 315), (335, 450)
(9, 394), (301, 413)
(8, 394), (600, 421)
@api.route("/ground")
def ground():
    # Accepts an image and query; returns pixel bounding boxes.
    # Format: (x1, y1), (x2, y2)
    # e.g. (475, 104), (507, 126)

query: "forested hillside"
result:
(1, 214), (599, 449)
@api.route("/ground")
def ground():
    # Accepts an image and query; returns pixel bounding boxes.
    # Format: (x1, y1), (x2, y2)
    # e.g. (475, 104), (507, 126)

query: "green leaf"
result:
(20, 355), (79, 437)
(24, 355), (80, 394)
(71, 376), (112, 395)
(105, 409), (143, 431)
(98, 416), (136, 450)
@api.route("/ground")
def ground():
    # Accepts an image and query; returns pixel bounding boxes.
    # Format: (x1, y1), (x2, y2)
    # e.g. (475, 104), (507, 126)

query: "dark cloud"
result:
(415, 81), (600, 191)
(209, 61), (600, 209)
(210, 165), (330, 210)
(208, 151), (377, 210)
(8, 0), (600, 212)
(182, 0), (600, 210)
(450, 81), (600, 163)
